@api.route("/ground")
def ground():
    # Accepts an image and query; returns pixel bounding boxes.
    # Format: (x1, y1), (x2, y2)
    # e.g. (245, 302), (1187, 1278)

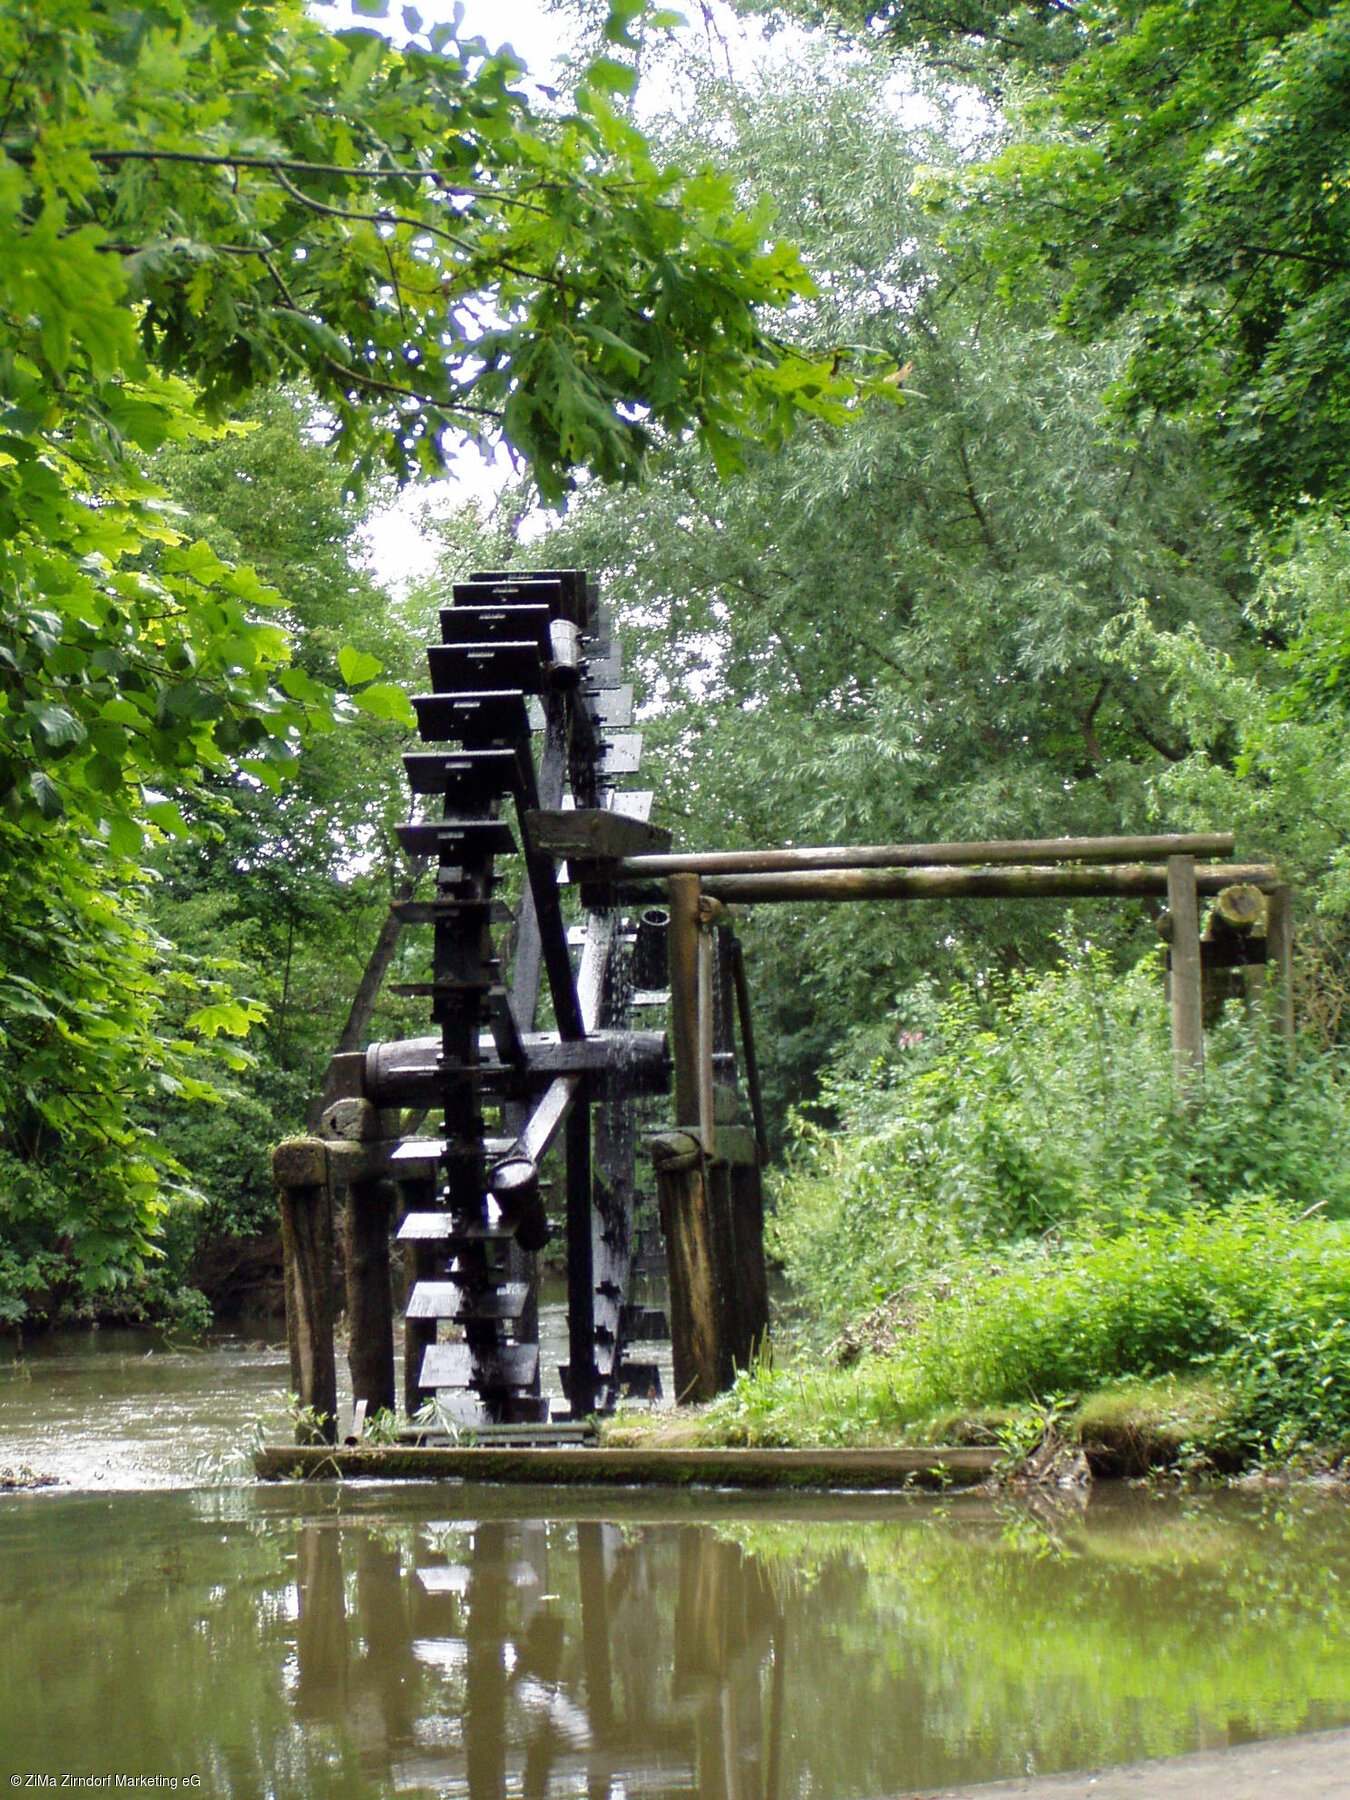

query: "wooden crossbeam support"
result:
(691, 861), (1278, 906)
(609, 832), (1237, 881)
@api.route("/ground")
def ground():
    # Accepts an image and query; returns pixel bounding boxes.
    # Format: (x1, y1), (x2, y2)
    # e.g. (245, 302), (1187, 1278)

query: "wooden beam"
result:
(694, 861), (1278, 906)
(342, 1176), (396, 1419)
(1167, 855), (1204, 1091)
(730, 938), (768, 1167)
(362, 1028), (669, 1105)
(668, 875), (701, 1131)
(525, 808), (672, 859)
(565, 1095), (597, 1418)
(1265, 883), (1295, 1041)
(611, 832), (1237, 881)
(273, 1138), (337, 1445)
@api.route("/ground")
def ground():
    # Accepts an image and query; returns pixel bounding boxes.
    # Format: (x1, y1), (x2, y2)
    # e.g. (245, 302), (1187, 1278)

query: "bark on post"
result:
(1167, 855), (1204, 1093)
(1265, 883), (1295, 1043)
(342, 1176), (396, 1420)
(274, 1137), (338, 1444)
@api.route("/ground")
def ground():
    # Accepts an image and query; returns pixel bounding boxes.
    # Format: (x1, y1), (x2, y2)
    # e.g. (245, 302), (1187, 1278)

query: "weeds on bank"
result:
(706, 1203), (1350, 1465)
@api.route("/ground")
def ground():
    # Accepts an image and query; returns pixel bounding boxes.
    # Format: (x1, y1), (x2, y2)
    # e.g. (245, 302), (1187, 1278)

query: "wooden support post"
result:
(730, 937), (769, 1167)
(653, 1134), (722, 1403)
(1266, 883), (1295, 1042)
(1167, 855), (1204, 1093)
(658, 874), (725, 1403)
(274, 1138), (337, 1445)
(342, 1176), (396, 1420)
(668, 874), (701, 1130)
(729, 1162), (770, 1366)
(566, 1094), (597, 1418)
(697, 921), (717, 1161)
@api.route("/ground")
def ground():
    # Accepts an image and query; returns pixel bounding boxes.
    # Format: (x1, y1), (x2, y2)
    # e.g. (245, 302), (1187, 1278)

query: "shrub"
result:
(770, 947), (1350, 1334)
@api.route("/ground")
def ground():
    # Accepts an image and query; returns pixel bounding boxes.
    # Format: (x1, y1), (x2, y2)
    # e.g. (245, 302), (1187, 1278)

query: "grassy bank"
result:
(609, 1204), (1350, 1472)
(615, 957), (1350, 1477)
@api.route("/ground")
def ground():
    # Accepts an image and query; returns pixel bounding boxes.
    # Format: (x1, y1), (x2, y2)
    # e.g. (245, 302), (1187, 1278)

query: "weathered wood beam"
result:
(1265, 883), (1295, 1041)
(1168, 855), (1205, 1091)
(610, 832), (1237, 881)
(694, 861), (1278, 906)
(273, 1138), (338, 1445)
(362, 1028), (669, 1105)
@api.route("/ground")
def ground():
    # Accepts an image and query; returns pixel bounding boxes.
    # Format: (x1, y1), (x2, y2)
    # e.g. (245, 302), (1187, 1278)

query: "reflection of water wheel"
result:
(369, 569), (672, 1424)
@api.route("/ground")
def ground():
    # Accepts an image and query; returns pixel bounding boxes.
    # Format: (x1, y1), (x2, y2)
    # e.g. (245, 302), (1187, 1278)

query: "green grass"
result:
(691, 1203), (1350, 1467)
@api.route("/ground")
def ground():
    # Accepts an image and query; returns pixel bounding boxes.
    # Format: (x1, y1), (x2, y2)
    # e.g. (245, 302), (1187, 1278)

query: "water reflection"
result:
(290, 1513), (786, 1798)
(5, 1488), (1350, 1795)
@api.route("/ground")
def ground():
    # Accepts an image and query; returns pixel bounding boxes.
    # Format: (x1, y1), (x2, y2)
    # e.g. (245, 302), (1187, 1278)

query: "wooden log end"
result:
(648, 1129), (702, 1171)
(319, 1096), (382, 1142)
(272, 1137), (328, 1189)
(1207, 883), (1266, 938)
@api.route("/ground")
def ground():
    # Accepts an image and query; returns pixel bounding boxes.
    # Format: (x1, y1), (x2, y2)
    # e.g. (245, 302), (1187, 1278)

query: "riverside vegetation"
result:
(4, 0), (1350, 1490)
(607, 952), (1350, 1475)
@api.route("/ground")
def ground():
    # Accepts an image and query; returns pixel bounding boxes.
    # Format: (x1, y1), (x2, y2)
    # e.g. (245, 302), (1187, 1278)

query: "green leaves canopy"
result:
(897, 0), (1350, 515)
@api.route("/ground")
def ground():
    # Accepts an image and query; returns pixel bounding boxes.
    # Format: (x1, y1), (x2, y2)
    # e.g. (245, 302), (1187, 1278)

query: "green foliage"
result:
(713, 1203), (1350, 1460)
(885, 0), (1350, 515)
(455, 51), (1261, 1124)
(769, 948), (1350, 1332)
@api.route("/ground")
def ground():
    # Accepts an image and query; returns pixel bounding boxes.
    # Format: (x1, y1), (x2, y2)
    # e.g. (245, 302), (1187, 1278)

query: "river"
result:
(3, 1332), (1350, 1797)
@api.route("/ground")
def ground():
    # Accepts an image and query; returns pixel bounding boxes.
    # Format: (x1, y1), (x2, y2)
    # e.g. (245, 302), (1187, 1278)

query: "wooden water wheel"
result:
(366, 568), (672, 1424)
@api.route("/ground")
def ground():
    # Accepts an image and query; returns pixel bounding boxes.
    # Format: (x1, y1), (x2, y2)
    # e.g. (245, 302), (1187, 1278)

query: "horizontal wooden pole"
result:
(610, 832), (1237, 882)
(696, 861), (1278, 906)
(363, 1028), (668, 1104)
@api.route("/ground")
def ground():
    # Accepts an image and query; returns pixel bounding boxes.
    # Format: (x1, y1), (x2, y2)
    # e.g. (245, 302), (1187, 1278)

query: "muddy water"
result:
(4, 1340), (1350, 1797)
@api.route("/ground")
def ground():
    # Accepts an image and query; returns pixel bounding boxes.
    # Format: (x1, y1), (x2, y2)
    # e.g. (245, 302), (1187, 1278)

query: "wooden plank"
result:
(412, 690), (531, 745)
(525, 808), (671, 860)
(402, 748), (526, 801)
(590, 684), (634, 728)
(440, 603), (551, 651)
(427, 640), (544, 693)
(397, 1210), (515, 1243)
(364, 1029), (669, 1102)
(255, 1443), (1002, 1488)
(396, 818), (517, 859)
(406, 1280), (529, 1321)
(609, 789), (654, 822)
(599, 732), (643, 775)
(419, 1342), (540, 1390)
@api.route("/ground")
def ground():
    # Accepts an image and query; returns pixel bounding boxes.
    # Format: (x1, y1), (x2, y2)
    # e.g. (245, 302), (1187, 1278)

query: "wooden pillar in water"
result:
(657, 873), (722, 1403)
(1167, 855), (1204, 1092)
(274, 1137), (338, 1444)
(1265, 882), (1295, 1043)
(342, 1174), (396, 1420)
(566, 1093), (598, 1418)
